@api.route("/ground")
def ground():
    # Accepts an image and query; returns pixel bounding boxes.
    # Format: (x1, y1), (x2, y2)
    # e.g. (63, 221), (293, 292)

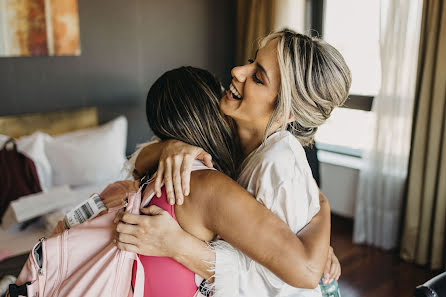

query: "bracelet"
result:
(199, 279), (213, 296)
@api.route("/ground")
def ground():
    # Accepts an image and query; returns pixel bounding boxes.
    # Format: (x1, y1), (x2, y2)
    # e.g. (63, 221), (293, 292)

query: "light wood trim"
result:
(0, 107), (98, 138)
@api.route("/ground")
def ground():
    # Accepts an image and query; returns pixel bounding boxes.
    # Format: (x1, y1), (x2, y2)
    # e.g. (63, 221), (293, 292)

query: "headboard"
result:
(0, 107), (98, 138)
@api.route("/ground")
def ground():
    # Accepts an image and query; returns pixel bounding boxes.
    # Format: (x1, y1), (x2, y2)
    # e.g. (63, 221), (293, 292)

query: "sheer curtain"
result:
(353, 0), (424, 249)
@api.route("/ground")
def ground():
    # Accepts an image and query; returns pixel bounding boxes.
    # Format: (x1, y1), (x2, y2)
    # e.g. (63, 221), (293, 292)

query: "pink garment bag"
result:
(13, 186), (149, 297)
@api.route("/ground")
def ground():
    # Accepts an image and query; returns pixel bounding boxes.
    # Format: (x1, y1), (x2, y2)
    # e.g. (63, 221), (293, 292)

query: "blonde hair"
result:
(260, 29), (352, 146)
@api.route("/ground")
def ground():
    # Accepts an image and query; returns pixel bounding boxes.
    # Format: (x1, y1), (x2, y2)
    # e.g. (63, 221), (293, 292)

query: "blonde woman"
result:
(116, 30), (349, 296)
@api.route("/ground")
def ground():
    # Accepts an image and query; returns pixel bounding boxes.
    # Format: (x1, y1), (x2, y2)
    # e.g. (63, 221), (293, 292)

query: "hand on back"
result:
(154, 140), (212, 205)
(113, 205), (184, 257)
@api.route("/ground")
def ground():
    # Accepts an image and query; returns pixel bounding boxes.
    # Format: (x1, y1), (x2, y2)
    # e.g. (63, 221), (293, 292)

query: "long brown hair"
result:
(146, 66), (241, 179)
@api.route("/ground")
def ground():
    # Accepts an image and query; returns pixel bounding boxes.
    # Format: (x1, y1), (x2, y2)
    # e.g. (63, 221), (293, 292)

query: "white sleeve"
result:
(258, 172), (320, 234)
(212, 240), (242, 297)
(211, 240), (283, 297)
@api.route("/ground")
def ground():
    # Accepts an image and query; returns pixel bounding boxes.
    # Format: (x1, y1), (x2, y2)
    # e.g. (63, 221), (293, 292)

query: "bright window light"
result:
(315, 0), (380, 153)
(316, 107), (375, 153)
(322, 0), (381, 96)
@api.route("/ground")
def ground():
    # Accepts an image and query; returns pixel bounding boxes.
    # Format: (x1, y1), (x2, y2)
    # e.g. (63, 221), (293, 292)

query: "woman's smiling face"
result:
(220, 38), (281, 132)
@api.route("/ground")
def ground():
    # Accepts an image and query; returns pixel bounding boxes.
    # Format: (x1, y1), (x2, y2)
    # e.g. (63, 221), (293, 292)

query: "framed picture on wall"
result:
(0, 0), (81, 57)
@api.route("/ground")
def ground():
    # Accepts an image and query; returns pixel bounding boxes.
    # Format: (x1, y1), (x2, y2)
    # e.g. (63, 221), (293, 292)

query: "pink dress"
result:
(131, 187), (198, 297)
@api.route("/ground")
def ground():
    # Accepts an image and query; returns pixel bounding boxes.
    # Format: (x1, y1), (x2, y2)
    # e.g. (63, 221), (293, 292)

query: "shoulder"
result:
(190, 169), (234, 189)
(184, 170), (262, 232)
(188, 170), (247, 203)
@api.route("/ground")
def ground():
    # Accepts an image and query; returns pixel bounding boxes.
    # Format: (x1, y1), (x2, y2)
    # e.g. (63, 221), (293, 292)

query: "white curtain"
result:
(353, 0), (424, 250)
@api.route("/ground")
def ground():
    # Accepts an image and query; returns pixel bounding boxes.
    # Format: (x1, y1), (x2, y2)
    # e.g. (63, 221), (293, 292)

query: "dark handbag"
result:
(0, 138), (42, 222)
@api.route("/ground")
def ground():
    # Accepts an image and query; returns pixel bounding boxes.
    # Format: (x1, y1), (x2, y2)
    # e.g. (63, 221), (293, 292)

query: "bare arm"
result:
(194, 171), (330, 288)
(115, 170), (330, 288)
(172, 187), (332, 285)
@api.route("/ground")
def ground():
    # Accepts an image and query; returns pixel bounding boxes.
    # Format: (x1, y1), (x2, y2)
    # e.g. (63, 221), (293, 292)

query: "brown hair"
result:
(146, 66), (241, 179)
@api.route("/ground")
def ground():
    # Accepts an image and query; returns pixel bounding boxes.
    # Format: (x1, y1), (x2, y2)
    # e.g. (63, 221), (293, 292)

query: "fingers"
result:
(330, 258), (338, 281)
(323, 246), (341, 284)
(140, 205), (164, 216)
(331, 253), (341, 281)
(172, 155), (184, 205)
(181, 155), (193, 197)
(323, 253), (332, 284)
(115, 241), (139, 253)
(164, 158), (175, 204)
(104, 198), (125, 211)
(115, 221), (139, 235)
(197, 151), (213, 168)
(102, 194), (126, 209)
(154, 162), (164, 197)
(114, 232), (138, 245)
(114, 211), (140, 225)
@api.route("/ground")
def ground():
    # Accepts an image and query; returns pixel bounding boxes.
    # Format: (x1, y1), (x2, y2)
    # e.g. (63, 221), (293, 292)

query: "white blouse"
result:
(212, 131), (321, 297)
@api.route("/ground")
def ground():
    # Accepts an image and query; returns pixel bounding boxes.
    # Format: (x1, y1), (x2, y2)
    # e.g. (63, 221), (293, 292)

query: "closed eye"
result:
(252, 72), (263, 84)
(248, 59), (264, 85)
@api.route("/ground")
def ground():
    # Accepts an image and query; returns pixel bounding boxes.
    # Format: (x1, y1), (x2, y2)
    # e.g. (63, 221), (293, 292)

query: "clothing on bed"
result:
(0, 138), (42, 223)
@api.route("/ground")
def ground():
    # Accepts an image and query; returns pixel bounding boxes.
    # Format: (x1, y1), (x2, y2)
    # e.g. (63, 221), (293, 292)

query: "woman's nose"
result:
(231, 64), (250, 83)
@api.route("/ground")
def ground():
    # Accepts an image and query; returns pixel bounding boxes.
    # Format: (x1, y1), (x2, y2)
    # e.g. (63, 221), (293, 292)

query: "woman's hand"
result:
(100, 180), (140, 212)
(113, 205), (185, 257)
(154, 140), (212, 205)
(323, 246), (341, 284)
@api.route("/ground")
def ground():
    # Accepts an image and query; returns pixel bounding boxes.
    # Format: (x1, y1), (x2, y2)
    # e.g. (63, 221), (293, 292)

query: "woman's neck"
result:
(236, 120), (282, 158)
(236, 120), (267, 157)
(237, 127), (263, 158)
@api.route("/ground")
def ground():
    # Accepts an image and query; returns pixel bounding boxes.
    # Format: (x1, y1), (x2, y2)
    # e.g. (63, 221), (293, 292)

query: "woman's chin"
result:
(220, 94), (239, 118)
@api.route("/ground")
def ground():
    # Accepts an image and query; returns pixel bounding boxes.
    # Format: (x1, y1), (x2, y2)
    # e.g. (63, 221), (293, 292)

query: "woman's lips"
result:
(226, 90), (242, 101)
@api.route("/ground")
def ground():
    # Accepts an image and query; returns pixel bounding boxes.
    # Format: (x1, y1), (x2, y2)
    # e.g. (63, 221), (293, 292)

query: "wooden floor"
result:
(331, 215), (439, 297)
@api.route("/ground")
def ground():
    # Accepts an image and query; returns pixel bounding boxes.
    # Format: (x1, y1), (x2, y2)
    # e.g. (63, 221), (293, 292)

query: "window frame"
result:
(307, 0), (375, 112)
(305, 0), (377, 158)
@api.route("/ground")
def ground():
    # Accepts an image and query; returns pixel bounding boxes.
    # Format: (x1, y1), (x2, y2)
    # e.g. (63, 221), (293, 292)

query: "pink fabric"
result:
(15, 161), (210, 297)
(132, 187), (198, 297)
(15, 189), (145, 297)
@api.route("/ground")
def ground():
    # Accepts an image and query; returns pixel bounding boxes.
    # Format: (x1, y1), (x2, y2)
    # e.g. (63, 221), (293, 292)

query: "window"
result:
(308, 0), (381, 155)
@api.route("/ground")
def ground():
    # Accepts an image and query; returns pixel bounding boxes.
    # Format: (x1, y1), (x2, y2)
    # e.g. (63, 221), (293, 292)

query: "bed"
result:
(0, 107), (128, 278)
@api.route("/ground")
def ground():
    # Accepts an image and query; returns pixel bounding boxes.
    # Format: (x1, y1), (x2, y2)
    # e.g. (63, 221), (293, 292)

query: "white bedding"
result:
(0, 116), (130, 257)
(0, 182), (111, 257)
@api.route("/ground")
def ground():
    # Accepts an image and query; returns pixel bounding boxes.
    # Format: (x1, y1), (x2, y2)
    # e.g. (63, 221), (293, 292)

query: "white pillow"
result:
(0, 132), (53, 192)
(45, 116), (128, 187)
